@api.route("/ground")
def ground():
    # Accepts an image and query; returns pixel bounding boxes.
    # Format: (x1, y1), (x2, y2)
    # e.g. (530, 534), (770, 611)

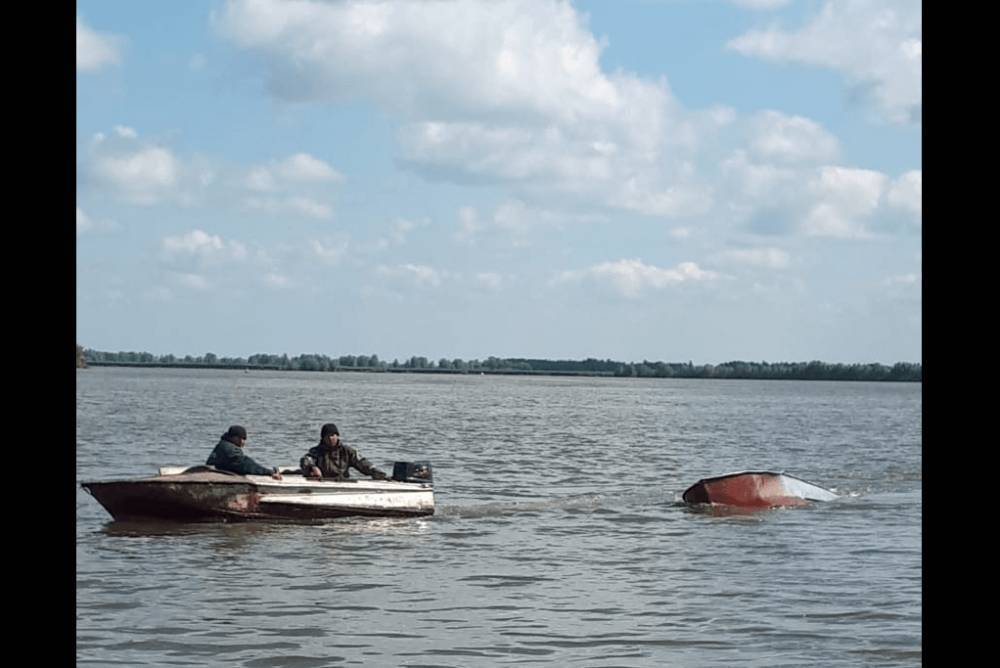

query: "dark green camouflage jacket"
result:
(300, 442), (385, 480)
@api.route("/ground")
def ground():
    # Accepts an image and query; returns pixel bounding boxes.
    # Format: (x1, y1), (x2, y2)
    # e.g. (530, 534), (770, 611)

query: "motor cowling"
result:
(392, 461), (432, 483)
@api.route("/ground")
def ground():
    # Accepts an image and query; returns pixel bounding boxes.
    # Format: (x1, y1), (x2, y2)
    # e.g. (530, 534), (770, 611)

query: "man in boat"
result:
(206, 425), (283, 480)
(300, 423), (387, 481)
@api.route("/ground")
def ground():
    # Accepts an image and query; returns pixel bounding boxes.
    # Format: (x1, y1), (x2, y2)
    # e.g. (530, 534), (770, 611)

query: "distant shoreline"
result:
(83, 361), (613, 376)
(81, 360), (920, 382)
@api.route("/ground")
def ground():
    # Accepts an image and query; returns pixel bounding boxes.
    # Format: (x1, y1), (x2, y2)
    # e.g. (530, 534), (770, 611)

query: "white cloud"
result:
(557, 258), (720, 298)
(87, 129), (180, 205)
(727, 1), (921, 124)
(492, 200), (534, 236)
(216, 0), (709, 218)
(714, 247), (790, 269)
(886, 169), (921, 219)
(456, 206), (484, 245)
(264, 272), (291, 288)
(209, 0), (920, 240)
(82, 129), (343, 223)
(884, 273), (918, 286)
(288, 196), (333, 219)
(247, 153), (343, 190)
(241, 153), (340, 218)
(246, 167), (276, 192)
(173, 272), (210, 290)
(197, 166), (216, 188)
(229, 241), (249, 259)
(162, 229), (247, 260)
(310, 239), (348, 265)
(157, 232), (257, 292)
(76, 207), (119, 235)
(802, 166), (887, 238)
(729, 0), (791, 9)
(77, 207), (93, 235)
(399, 117), (711, 217)
(99, 147), (178, 201)
(377, 263), (447, 287)
(722, 150), (796, 198)
(389, 218), (419, 244)
(217, 0), (628, 122)
(719, 149), (800, 227)
(455, 200), (606, 245)
(720, 151), (918, 239)
(163, 229), (224, 255)
(748, 111), (839, 164)
(77, 17), (122, 72)
(276, 153), (343, 182)
(377, 217), (426, 248)
(246, 195), (333, 219)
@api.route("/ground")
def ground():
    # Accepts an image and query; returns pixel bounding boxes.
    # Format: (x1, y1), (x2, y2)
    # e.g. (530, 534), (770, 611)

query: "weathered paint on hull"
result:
(82, 471), (434, 522)
(682, 471), (837, 508)
(82, 480), (264, 521)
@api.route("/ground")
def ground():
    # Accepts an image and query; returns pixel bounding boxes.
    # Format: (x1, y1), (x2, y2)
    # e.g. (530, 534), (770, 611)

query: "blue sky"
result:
(76, 0), (921, 364)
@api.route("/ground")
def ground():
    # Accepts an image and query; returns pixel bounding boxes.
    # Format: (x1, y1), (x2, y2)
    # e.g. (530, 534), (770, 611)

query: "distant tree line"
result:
(79, 347), (921, 382)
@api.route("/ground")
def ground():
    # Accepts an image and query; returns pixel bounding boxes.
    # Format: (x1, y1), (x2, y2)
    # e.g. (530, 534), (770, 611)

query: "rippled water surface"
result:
(77, 368), (921, 666)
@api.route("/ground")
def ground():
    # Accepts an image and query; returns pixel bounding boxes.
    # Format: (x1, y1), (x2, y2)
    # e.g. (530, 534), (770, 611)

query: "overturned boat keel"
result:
(682, 470), (837, 509)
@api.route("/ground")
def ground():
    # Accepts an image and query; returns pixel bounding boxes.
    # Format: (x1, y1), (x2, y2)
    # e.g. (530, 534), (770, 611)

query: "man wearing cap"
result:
(206, 425), (283, 479)
(300, 423), (387, 481)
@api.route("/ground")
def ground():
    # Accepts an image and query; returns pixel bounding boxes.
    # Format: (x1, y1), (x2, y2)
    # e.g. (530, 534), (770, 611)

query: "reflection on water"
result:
(100, 520), (225, 538)
(101, 515), (436, 540)
(78, 369), (921, 667)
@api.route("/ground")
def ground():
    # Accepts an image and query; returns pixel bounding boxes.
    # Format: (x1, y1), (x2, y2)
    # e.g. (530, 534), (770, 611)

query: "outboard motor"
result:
(392, 461), (433, 483)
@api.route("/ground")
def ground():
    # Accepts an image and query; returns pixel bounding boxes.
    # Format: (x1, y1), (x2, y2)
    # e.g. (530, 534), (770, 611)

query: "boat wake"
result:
(437, 493), (607, 519)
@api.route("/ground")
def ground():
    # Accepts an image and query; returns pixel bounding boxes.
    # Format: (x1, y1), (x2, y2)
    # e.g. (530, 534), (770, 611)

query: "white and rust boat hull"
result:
(682, 470), (837, 508)
(82, 469), (434, 521)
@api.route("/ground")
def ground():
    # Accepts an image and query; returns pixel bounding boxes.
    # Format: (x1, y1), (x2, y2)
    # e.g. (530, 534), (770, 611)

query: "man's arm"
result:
(235, 451), (278, 476)
(300, 449), (323, 478)
(349, 448), (387, 479)
(216, 442), (276, 476)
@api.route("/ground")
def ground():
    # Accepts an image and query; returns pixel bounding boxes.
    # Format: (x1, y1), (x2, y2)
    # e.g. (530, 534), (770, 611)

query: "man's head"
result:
(320, 423), (340, 446)
(226, 425), (248, 447)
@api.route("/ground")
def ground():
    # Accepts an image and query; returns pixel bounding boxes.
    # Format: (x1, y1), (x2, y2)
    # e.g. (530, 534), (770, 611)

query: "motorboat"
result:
(681, 470), (837, 508)
(81, 461), (434, 522)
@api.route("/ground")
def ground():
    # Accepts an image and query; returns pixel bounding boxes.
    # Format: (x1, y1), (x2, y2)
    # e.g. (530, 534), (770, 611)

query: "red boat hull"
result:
(682, 471), (835, 508)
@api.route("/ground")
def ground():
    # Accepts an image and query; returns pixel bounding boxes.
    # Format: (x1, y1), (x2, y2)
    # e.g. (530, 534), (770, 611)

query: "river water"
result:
(76, 367), (921, 666)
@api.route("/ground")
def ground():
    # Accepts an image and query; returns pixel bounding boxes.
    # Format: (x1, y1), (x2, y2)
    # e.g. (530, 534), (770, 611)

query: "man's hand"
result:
(271, 471), (283, 480)
(371, 470), (387, 480)
(305, 466), (323, 479)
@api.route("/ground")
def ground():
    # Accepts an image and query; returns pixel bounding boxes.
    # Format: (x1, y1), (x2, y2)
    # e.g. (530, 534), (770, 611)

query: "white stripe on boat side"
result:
(258, 492), (434, 509)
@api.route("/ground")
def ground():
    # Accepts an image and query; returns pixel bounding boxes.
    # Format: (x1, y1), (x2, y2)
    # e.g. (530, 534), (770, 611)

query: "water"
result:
(77, 368), (921, 666)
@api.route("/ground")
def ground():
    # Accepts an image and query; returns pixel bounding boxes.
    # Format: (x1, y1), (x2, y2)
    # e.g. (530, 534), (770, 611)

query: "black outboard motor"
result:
(392, 461), (433, 483)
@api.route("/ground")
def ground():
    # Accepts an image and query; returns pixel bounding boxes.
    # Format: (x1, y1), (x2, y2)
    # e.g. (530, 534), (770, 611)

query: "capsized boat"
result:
(81, 461), (434, 522)
(681, 470), (837, 508)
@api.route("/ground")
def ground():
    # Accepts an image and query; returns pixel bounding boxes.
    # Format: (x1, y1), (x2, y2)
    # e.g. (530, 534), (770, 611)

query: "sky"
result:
(76, 0), (921, 365)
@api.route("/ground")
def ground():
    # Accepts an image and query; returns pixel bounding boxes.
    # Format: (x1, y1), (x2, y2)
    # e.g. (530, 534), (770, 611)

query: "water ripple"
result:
(77, 369), (921, 667)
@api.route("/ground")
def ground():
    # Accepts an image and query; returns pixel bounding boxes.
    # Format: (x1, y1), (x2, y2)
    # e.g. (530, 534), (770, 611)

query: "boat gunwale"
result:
(81, 472), (433, 492)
